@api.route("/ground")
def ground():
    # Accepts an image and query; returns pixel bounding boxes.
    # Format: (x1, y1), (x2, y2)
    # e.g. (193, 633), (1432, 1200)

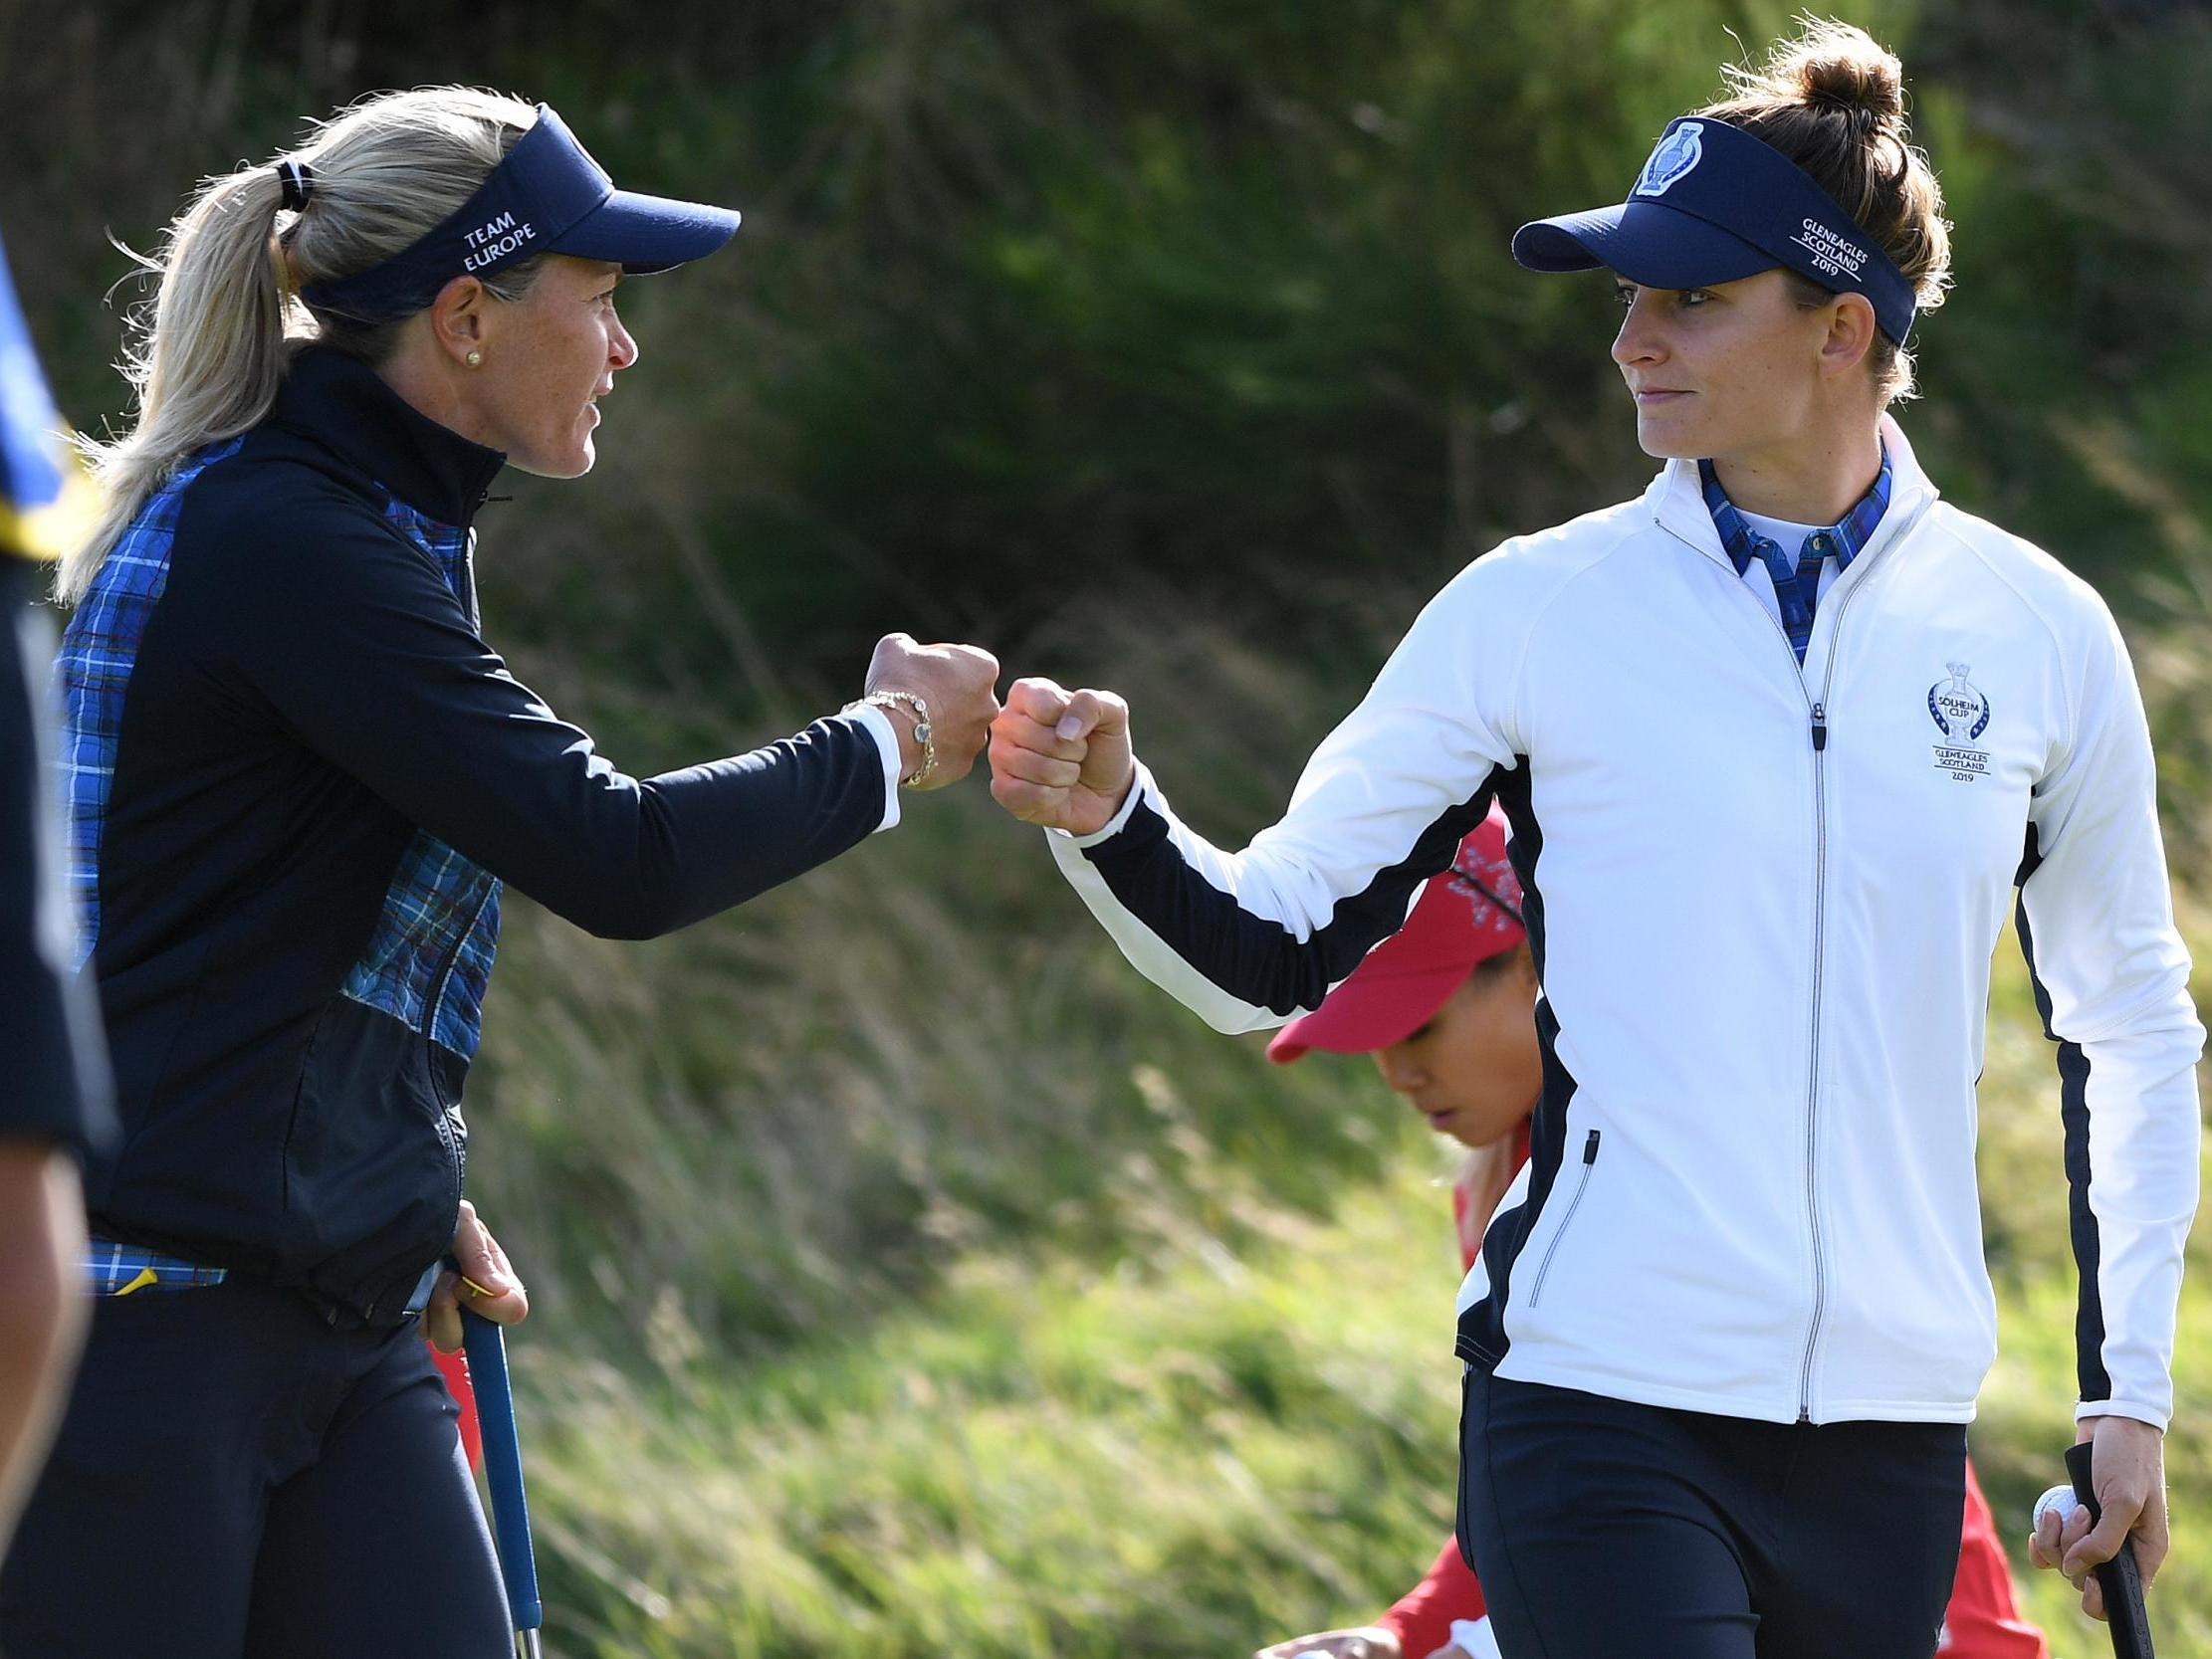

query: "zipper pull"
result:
(1810, 703), (1828, 752)
(1582, 1129), (1601, 1164)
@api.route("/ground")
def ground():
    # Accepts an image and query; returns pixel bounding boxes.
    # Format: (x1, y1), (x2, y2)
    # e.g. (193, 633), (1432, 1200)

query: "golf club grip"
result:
(462, 1307), (545, 1635)
(2066, 1441), (2155, 1659)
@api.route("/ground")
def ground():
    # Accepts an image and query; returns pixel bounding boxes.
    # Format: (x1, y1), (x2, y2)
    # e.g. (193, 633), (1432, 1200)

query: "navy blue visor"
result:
(1512, 116), (1916, 344)
(302, 105), (741, 323)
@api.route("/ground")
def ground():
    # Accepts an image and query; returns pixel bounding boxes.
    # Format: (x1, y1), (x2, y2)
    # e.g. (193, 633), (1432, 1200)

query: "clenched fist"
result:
(988, 676), (1135, 836)
(865, 633), (1001, 789)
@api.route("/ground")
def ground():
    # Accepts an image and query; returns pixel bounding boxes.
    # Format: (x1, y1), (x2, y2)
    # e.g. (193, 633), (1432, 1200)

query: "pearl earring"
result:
(465, 349), (482, 367)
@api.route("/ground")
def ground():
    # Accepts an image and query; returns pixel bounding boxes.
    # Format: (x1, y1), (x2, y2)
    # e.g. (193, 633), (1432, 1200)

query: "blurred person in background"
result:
(0, 230), (112, 1558)
(1250, 814), (2046, 1659)
(993, 19), (2197, 1657)
(0, 89), (999, 1659)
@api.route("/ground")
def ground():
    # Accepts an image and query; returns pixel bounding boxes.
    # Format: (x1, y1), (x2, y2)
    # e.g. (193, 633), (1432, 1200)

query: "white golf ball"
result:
(2033, 1482), (2082, 1530)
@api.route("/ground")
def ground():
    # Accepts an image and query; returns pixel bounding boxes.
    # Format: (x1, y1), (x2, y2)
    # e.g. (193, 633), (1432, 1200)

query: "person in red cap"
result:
(1253, 812), (2047, 1659)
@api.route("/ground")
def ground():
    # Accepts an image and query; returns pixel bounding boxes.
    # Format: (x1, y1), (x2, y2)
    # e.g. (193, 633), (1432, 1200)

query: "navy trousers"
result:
(0, 1277), (513, 1658)
(1459, 1366), (1966, 1659)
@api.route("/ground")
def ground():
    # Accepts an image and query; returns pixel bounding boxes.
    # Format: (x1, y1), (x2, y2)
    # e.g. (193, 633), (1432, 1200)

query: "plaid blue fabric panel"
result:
(1699, 445), (1893, 666)
(340, 833), (502, 1056)
(336, 491), (502, 1060)
(53, 440), (247, 971)
(83, 1238), (228, 1296)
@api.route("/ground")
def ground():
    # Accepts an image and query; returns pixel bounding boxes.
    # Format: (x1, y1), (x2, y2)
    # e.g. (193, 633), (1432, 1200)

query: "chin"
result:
(1634, 414), (1707, 461)
(509, 442), (595, 481)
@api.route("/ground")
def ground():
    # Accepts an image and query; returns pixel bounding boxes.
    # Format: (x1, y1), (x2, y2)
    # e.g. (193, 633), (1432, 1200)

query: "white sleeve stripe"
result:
(1067, 767), (1502, 1028)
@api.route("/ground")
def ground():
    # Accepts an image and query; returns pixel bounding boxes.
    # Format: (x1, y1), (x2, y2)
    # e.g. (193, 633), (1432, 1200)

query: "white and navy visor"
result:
(302, 105), (741, 322)
(1512, 116), (1916, 344)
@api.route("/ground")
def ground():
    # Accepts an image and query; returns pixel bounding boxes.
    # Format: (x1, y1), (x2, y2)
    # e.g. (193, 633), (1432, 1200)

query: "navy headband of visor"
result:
(300, 105), (741, 323)
(1512, 116), (1916, 344)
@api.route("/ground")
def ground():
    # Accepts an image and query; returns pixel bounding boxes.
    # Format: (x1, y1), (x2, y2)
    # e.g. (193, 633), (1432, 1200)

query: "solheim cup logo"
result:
(1927, 663), (1991, 741)
(1636, 122), (1704, 197)
(1928, 662), (1993, 782)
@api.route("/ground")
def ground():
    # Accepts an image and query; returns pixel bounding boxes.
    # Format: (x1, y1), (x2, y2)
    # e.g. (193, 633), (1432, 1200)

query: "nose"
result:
(1610, 288), (1665, 370)
(609, 311), (640, 373)
(1373, 1045), (1426, 1095)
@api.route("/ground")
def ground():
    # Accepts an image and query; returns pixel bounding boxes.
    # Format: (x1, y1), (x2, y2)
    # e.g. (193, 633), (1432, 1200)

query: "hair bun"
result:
(1780, 21), (1906, 126)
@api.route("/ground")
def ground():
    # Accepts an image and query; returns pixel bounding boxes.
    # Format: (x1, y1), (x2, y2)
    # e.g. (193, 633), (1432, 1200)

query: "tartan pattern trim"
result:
(340, 834), (501, 1055)
(1698, 445), (1893, 666)
(83, 1238), (228, 1296)
(54, 440), (246, 971)
(335, 491), (502, 1060)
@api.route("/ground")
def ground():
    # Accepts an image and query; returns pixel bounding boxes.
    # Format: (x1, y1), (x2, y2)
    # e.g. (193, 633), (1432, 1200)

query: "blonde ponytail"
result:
(61, 166), (294, 605)
(63, 88), (544, 605)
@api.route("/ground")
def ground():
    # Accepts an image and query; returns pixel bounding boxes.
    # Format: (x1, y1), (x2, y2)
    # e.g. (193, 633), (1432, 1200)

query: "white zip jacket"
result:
(1049, 417), (2201, 1428)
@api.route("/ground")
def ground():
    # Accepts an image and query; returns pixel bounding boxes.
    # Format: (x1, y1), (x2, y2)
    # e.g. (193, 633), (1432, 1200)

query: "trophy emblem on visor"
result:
(1635, 121), (1705, 197)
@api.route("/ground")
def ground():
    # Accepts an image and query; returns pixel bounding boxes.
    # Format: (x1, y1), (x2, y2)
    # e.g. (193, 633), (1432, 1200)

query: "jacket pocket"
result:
(277, 997), (461, 1316)
(1526, 1128), (1601, 1309)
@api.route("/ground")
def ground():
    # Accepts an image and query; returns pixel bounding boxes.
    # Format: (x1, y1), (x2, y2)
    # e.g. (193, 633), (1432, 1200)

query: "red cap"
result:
(1266, 806), (1524, 1063)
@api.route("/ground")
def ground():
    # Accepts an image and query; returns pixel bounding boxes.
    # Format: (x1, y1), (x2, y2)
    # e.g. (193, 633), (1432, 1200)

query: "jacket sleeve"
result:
(1045, 551), (1541, 1033)
(212, 507), (898, 940)
(2014, 597), (2202, 1431)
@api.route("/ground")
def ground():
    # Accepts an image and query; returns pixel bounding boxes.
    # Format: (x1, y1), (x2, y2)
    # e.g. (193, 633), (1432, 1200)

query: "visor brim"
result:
(1512, 201), (1777, 292)
(1265, 962), (1466, 1064)
(550, 189), (743, 275)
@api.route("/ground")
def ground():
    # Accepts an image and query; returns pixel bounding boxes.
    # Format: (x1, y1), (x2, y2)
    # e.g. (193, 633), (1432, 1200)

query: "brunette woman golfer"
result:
(1251, 815), (2046, 1659)
(0, 89), (997, 1659)
(991, 23), (2197, 1658)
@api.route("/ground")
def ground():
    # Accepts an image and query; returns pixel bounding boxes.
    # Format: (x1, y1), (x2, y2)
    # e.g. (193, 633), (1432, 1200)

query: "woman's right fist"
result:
(864, 633), (1000, 788)
(988, 676), (1135, 836)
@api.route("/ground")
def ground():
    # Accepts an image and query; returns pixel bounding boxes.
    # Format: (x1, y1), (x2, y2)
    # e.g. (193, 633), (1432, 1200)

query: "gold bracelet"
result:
(860, 690), (935, 787)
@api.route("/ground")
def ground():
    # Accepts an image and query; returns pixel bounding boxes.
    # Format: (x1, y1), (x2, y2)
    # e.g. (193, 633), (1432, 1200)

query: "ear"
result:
(425, 275), (490, 369)
(1818, 292), (1880, 383)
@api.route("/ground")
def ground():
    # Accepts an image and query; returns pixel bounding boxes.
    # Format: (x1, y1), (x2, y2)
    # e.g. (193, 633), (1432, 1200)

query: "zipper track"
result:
(1798, 703), (1829, 1422)
(413, 530), (486, 1283)
(1528, 1129), (1601, 1307)
(1661, 495), (1936, 1422)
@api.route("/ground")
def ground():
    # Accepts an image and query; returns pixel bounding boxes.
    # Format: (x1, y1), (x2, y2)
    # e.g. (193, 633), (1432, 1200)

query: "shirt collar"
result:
(267, 346), (508, 527)
(1696, 443), (1893, 578)
(1647, 412), (1937, 567)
